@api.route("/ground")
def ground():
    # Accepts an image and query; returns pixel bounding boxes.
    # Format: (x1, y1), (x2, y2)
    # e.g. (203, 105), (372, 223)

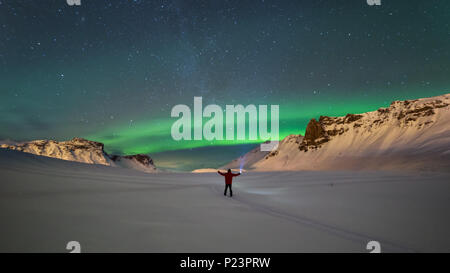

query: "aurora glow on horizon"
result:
(1, 0), (450, 169)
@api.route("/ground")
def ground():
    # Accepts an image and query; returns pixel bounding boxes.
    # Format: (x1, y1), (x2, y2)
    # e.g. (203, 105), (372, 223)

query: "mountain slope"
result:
(0, 137), (158, 173)
(221, 142), (271, 170)
(238, 93), (450, 172)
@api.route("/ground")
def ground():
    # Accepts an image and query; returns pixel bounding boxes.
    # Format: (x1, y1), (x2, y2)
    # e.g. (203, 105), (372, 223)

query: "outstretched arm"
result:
(218, 171), (225, 176)
(233, 172), (241, 177)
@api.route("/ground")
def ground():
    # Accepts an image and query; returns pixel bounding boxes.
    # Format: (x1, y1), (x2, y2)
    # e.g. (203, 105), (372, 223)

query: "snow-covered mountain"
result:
(0, 137), (158, 173)
(232, 93), (450, 172)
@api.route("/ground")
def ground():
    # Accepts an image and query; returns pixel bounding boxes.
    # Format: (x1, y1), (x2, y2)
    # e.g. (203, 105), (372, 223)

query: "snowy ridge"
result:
(243, 93), (450, 171)
(0, 137), (158, 173)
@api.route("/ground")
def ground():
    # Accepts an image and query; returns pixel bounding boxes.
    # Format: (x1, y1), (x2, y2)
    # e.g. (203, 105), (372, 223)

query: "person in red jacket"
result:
(218, 169), (241, 197)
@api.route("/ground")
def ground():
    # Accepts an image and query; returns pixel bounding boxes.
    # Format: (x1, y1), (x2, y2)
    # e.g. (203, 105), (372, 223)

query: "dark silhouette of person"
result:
(218, 169), (240, 197)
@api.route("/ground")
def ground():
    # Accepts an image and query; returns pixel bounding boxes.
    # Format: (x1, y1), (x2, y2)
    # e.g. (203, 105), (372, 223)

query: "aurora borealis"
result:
(1, 0), (450, 170)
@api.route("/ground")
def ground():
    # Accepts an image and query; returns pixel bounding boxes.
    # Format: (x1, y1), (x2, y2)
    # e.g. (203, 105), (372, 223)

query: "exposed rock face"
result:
(1, 138), (157, 173)
(344, 114), (363, 123)
(123, 154), (154, 166)
(393, 99), (448, 123)
(109, 153), (157, 173)
(299, 118), (329, 152)
(110, 154), (156, 170)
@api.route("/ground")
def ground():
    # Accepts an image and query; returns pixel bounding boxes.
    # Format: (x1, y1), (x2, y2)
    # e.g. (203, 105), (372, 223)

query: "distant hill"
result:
(1, 137), (158, 173)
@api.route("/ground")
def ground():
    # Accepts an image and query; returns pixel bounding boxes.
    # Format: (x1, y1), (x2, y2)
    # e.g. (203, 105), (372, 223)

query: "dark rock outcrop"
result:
(344, 114), (363, 123)
(123, 154), (154, 166)
(299, 118), (329, 152)
(108, 153), (155, 167)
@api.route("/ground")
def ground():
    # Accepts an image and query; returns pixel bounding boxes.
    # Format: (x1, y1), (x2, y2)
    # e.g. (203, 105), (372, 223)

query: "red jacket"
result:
(218, 171), (240, 185)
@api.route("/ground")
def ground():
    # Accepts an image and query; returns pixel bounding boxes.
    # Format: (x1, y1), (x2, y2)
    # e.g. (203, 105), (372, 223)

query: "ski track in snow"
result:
(209, 184), (417, 253)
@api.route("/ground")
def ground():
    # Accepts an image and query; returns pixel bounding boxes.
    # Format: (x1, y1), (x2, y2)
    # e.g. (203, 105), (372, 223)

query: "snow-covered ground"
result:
(1, 149), (449, 252)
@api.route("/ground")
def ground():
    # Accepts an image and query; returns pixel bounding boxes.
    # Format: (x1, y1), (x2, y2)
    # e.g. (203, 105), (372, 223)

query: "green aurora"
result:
(86, 87), (448, 156)
(2, 1), (450, 169)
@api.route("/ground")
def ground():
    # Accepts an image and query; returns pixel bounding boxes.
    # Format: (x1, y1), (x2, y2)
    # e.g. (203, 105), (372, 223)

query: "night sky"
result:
(1, 0), (450, 170)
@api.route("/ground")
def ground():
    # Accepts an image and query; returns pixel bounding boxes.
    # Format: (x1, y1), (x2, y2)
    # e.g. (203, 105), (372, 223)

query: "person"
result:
(218, 169), (241, 197)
